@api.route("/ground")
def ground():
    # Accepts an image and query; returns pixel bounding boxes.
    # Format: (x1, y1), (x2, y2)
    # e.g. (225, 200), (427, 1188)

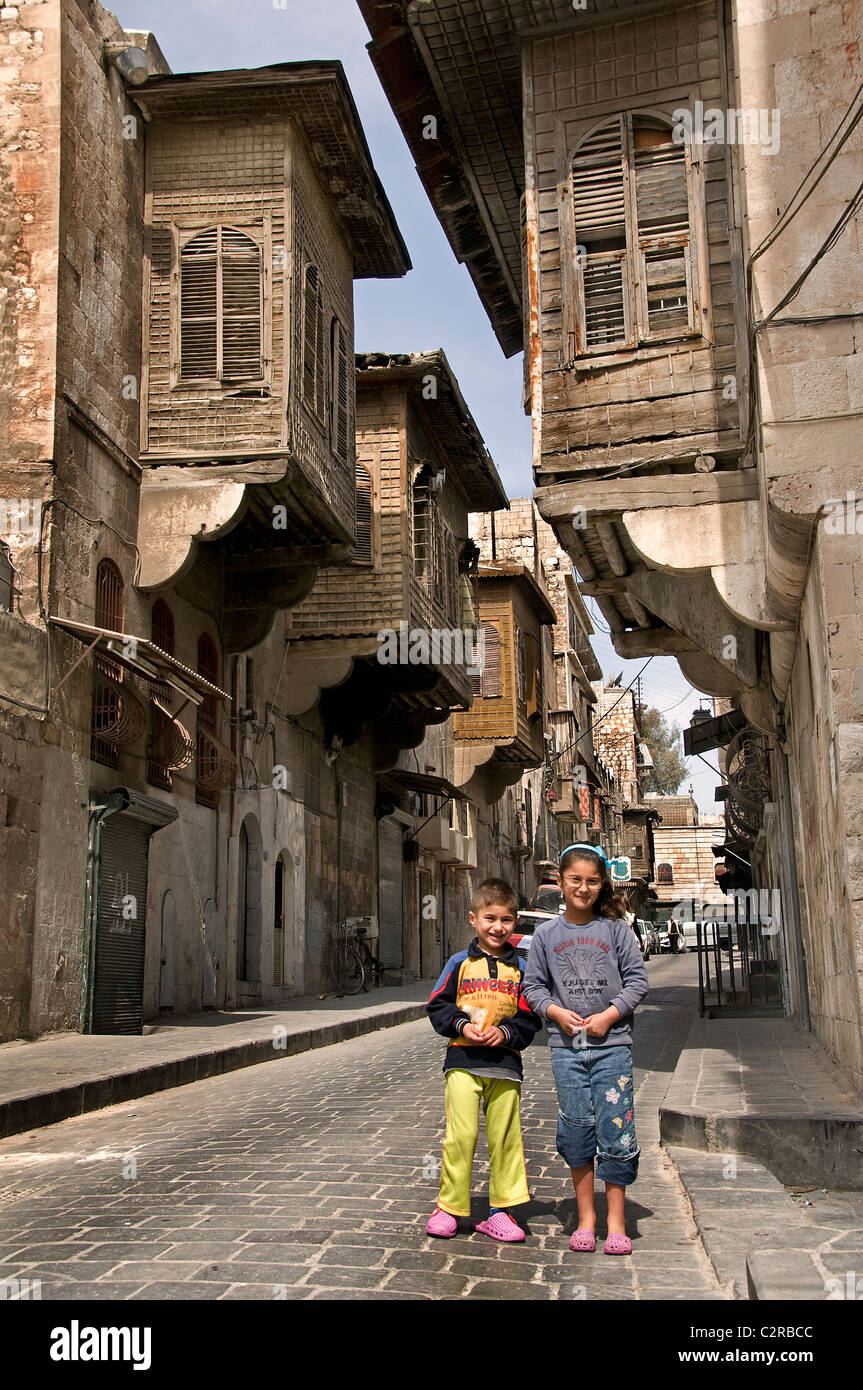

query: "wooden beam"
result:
(614, 629), (698, 657)
(535, 469), (758, 522)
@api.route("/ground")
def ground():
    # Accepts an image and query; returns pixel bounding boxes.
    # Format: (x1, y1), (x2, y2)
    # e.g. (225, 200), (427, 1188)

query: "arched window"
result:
(657, 862), (674, 885)
(148, 600), (175, 788)
(91, 559), (125, 767)
(330, 316), (350, 461)
(302, 264), (325, 419)
(196, 633), (219, 808)
(353, 462), (372, 564)
(180, 226), (262, 381)
(571, 115), (697, 355)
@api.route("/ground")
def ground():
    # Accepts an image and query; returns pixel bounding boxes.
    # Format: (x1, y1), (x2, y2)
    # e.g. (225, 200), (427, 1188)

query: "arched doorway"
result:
(236, 815), (263, 984)
(202, 898), (217, 1008)
(159, 890), (175, 1010)
(273, 852), (298, 989)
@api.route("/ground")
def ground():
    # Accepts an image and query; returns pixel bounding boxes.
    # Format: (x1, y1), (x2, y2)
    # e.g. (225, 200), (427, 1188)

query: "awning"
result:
(50, 618), (230, 704)
(683, 707), (747, 756)
(377, 770), (472, 802)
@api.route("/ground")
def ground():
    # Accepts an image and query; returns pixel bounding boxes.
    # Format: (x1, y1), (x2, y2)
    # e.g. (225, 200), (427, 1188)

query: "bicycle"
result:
(327, 920), (365, 995)
(354, 925), (381, 992)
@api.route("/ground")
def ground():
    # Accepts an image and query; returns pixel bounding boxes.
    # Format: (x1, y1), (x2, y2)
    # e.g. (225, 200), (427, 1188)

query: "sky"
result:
(112, 0), (723, 811)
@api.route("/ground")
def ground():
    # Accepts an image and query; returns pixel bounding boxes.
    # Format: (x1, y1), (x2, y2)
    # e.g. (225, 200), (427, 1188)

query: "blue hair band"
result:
(559, 842), (609, 866)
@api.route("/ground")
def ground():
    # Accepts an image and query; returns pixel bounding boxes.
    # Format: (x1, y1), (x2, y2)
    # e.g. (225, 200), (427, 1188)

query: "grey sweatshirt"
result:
(522, 914), (648, 1050)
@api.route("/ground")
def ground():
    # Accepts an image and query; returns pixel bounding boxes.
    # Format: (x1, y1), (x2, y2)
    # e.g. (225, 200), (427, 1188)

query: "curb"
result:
(0, 1002), (427, 1140)
(659, 1108), (863, 1190)
(666, 1146), (841, 1300)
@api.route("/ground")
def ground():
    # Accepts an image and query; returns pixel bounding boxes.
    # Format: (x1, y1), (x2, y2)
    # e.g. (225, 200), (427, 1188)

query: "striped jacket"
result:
(427, 938), (541, 1082)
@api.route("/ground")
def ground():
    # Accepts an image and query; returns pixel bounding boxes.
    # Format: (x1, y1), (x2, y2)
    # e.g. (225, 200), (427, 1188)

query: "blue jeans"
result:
(550, 1045), (639, 1185)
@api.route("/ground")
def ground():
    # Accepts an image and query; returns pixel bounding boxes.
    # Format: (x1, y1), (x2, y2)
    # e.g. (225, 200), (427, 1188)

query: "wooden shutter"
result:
(353, 463), (372, 563)
(221, 228), (262, 378)
(303, 264), (324, 417)
(572, 119), (633, 352)
(516, 627), (527, 705)
(526, 633), (539, 717)
(331, 317), (350, 461)
(180, 227), (262, 381)
(479, 622), (502, 699)
(632, 125), (693, 338)
(180, 229), (218, 379)
(445, 534), (458, 626)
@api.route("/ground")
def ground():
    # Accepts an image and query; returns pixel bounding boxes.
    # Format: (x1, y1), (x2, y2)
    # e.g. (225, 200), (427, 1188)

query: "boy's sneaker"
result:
(474, 1211), (526, 1242)
(426, 1207), (458, 1237)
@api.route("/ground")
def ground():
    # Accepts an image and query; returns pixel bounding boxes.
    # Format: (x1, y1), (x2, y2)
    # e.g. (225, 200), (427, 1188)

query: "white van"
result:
(682, 917), (735, 951)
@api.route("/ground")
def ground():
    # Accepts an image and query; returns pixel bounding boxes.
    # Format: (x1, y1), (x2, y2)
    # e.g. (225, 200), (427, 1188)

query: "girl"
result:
(522, 843), (648, 1255)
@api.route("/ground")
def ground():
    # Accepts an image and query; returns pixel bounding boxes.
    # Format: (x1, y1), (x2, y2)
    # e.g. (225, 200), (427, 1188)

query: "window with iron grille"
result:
(657, 862), (674, 884)
(330, 316), (350, 462)
(303, 264), (326, 421)
(196, 633), (219, 808)
(412, 472), (457, 620)
(90, 559), (125, 768)
(179, 226), (263, 382)
(353, 462), (373, 565)
(147, 599), (175, 789)
(571, 115), (699, 356)
(412, 475), (432, 580)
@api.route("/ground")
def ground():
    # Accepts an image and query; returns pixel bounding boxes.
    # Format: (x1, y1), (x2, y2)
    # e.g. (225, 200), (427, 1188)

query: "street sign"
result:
(609, 855), (631, 882)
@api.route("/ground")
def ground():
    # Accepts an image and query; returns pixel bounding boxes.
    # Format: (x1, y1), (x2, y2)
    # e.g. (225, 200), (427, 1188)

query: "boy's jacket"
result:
(427, 938), (541, 1082)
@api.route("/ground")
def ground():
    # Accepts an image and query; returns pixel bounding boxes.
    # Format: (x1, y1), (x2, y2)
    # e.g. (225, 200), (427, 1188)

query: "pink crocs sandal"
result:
(569, 1228), (597, 1252)
(603, 1233), (632, 1255)
(474, 1211), (526, 1243)
(426, 1207), (458, 1238)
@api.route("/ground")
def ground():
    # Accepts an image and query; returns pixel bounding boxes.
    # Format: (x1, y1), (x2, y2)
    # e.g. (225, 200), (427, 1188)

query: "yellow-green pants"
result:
(438, 1069), (530, 1217)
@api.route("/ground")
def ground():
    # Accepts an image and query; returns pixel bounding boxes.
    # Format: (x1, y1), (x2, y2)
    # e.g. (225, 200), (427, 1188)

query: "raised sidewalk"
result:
(0, 983), (429, 1140)
(660, 1014), (863, 1300)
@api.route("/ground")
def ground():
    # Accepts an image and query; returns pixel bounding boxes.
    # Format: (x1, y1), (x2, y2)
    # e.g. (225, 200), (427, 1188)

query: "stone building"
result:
(647, 794), (727, 920)
(358, 0), (863, 1089)
(0, 2), (409, 1036)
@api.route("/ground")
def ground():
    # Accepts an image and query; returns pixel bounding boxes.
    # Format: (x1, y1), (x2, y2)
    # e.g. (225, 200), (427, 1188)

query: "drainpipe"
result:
(82, 790), (128, 1033)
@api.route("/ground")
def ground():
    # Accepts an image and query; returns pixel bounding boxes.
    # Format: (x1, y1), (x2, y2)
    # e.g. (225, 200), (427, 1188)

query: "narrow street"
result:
(0, 954), (727, 1300)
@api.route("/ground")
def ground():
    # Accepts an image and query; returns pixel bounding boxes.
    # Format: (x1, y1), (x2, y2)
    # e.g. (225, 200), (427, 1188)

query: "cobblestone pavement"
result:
(0, 955), (728, 1300)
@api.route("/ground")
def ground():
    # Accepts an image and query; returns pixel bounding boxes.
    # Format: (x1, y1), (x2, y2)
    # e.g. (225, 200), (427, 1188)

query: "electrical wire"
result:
(549, 657), (654, 769)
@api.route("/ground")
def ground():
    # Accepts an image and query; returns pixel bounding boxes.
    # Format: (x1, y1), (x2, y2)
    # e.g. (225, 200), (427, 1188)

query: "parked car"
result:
(657, 924), (672, 952)
(508, 909), (553, 955)
(530, 883), (565, 916)
(629, 917), (651, 961)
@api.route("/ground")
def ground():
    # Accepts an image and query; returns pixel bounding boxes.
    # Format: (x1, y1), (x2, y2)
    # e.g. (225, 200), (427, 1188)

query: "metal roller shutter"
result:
(93, 815), (151, 1034)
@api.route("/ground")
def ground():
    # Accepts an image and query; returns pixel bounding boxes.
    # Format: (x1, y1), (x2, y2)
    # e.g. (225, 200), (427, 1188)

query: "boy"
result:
(426, 878), (541, 1242)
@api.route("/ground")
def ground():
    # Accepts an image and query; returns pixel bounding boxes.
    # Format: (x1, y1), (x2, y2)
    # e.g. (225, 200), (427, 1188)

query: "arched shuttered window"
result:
(657, 862), (674, 885)
(180, 227), (262, 381)
(91, 559), (125, 768)
(353, 463), (372, 564)
(196, 633), (219, 808)
(148, 600), (175, 789)
(572, 115), (695, 354)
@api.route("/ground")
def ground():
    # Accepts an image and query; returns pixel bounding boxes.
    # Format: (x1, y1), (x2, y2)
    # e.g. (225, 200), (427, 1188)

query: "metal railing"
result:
(696, 898), (783, 1016)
